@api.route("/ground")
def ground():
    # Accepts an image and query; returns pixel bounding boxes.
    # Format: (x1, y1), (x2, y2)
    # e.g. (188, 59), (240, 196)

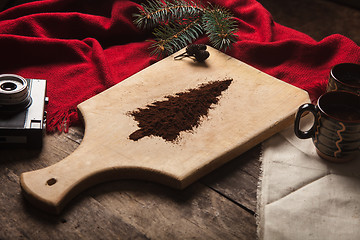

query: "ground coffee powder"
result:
(129, 78), (233, 142)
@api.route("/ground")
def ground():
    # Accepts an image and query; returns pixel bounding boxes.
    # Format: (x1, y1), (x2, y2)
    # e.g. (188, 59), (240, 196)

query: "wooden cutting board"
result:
(20, 46), (310, 214)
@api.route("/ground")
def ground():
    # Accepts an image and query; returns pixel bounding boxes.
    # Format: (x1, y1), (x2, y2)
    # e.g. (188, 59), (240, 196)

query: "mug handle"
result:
(294, 103), (317, 139)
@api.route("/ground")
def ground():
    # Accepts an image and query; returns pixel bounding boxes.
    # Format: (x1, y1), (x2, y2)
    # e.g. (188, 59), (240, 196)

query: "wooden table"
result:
(1, 0), (359, 238)
(0, 125), (260, 239)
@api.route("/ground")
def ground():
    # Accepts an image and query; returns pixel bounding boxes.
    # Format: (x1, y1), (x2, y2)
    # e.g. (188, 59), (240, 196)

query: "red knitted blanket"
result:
(0, 0), (359, 132)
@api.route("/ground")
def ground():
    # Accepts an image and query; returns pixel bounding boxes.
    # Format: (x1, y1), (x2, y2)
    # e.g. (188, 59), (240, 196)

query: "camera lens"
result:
(0, 74), (32, 110)
(1, 82), (17, 91)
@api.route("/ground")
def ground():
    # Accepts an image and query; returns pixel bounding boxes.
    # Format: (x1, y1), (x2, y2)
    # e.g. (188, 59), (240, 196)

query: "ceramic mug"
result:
(294, 91), (360, 162)
(327, 63), (360, 95)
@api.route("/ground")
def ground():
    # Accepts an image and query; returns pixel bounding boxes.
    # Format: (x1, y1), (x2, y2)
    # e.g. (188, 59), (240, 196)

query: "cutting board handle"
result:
(20, 144), (103, 213)
(20, 140), (181, 214)
(20, 141), (139, 214)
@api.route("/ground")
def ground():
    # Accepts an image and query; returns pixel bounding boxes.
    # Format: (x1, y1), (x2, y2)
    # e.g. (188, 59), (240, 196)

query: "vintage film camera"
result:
(0, 74), (48, 148)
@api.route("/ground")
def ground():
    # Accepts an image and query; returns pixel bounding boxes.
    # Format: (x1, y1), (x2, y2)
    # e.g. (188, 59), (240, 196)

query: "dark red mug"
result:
(294, 91), (360, 162)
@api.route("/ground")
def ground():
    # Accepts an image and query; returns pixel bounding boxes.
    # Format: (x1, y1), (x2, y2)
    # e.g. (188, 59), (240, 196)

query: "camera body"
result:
(0, 74), (48, 148)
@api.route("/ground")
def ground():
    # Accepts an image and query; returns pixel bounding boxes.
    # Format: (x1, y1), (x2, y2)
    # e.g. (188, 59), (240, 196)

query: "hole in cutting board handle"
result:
(46, 178), (57, 186)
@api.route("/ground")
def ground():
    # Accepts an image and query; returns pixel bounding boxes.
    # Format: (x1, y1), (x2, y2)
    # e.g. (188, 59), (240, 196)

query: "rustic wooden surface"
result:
(2, 0), (358, 238)
(20, 46), (308, 214)
(0, 125), (260, 239)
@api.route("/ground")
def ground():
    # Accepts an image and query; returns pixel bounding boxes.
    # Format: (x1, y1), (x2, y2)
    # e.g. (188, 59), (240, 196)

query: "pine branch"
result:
(202, 7), (237, 51)
(149, 18), (203, 56)
(133, 0), (238, 57)
(133, 0), (204, 29)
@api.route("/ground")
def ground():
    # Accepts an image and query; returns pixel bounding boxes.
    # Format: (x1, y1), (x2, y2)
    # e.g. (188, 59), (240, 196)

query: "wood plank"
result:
(0, 172), (148, 239)
(0, 126), (258, 239)
(200, 144), (261, 212)
(84, 180), (256, 239)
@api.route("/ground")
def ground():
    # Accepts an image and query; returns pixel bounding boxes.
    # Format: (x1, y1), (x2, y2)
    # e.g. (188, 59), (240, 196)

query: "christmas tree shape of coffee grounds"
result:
(129, 78), (233, 142)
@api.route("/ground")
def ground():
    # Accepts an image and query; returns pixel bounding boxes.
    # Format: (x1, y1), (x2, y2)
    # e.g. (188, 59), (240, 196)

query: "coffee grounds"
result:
(129, 78), (233, 142)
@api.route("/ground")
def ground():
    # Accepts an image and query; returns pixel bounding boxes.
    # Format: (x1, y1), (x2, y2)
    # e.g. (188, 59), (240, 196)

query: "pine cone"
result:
(194, 50), (210, 62)
(186, 44), (207, 56)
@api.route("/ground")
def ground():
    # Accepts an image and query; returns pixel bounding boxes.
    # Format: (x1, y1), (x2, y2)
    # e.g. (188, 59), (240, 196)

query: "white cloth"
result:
(258, 115), (360, 240)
